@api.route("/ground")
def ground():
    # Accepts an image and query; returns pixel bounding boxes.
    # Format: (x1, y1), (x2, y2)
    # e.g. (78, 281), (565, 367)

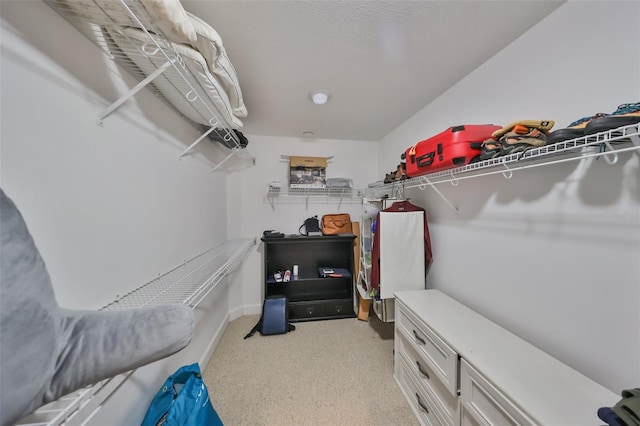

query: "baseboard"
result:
(228, 305), (244, 321)
(229, 304), (261, 320)
(244, 303), (262, 316)
(199, 311), (230, 367)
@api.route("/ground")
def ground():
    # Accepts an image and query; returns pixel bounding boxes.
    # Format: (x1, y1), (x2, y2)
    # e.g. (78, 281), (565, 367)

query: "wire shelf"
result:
(265, 187), (363, 209)
(102, 238), (256, 310)
(365, 123), (640, 199)
(46, 0), (253, 162)
(16, 238), (256, 426)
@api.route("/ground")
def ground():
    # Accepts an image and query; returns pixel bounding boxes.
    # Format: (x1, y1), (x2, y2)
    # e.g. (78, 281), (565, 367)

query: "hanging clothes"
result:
(370, 200), (433, 292)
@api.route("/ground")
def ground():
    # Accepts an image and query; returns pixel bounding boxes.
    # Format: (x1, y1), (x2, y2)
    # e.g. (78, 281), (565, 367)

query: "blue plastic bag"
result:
(141, 363), (223, 426)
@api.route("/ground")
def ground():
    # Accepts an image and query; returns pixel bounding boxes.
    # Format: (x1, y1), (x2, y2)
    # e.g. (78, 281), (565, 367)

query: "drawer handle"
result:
(413, 330), (426, 345)
(416, 361), (430, 379)
(416, 393), (429, 413)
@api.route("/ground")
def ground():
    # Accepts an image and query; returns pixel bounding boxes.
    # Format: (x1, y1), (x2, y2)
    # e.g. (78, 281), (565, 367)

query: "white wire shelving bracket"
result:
(46, 0), (254, 168)
(265, 187), (364, 210)
(16, 238), (256, 426)
(364, 123), (640, 212)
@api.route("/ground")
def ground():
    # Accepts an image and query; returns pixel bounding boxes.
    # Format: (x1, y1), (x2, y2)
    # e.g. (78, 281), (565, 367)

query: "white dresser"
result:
(394, 290), (619, 425)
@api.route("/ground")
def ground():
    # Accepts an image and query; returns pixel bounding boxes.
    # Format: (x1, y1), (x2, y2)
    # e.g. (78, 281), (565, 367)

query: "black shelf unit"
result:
(261, 235), (357, 322)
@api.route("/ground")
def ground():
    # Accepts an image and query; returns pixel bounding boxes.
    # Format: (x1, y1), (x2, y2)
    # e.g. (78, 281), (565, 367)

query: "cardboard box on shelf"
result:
(289, 156), (327, 188)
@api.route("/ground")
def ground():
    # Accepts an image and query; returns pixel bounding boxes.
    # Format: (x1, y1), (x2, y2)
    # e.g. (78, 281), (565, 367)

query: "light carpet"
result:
(202, 314), (419, 426)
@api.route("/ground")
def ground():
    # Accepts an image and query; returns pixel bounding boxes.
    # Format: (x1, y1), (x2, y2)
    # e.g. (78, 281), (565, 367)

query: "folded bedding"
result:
(109, 26), (243, 129)
(54, 0), (247, 128)
(134, 0), (247, 120)
(139, 0), (197, 44)
(186, 12), (247, 118)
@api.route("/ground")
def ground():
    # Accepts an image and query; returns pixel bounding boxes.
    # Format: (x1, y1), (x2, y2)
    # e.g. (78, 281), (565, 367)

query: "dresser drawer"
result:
(397, 328), (460, 425)
(396, 355), (447, 426)
(460, 360), (534, 426)
(396, 302), (458, 395)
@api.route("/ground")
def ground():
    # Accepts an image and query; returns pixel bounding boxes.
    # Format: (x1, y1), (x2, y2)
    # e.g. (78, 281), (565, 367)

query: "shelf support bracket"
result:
(211, 150), (236, 172)
(501, 163), (513, 179)
(600, 141), (619, 165)
(97, 59), (175, 126)
(179, 126), (216, 158)
(418, 177), (459, 214)
(630, 132), (640, 158)
(337, 189), (346, 210)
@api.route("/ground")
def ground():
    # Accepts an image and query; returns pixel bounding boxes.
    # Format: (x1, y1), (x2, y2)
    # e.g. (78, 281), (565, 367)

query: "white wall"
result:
(378, 0), (640, 393)
(1, 3), (378, 423)
(1, 2), (239, 424)
(226, 135), (379, 316)
(3, 0), (637, 423)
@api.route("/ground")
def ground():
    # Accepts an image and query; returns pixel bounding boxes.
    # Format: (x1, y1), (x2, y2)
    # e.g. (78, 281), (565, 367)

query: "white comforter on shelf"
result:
(109, 26), (243, 129)
(137, 0), (248, 121)
(56, 0), (248, 128)
(187, 12), (247, 119)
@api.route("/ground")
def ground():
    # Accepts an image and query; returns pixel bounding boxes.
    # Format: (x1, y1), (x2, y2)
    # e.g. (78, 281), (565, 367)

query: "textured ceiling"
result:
(182, 1), (564, 141)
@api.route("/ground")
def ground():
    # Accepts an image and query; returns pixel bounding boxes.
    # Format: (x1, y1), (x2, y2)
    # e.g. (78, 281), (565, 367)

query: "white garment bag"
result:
(379, 210), (426, 299)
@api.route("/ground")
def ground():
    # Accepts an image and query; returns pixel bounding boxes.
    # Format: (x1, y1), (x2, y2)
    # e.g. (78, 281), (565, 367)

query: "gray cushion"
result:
(0, 189), (195, 425)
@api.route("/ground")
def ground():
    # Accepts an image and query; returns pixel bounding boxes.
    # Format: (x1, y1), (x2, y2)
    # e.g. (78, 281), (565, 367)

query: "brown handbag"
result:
(321, 213), (352, 235)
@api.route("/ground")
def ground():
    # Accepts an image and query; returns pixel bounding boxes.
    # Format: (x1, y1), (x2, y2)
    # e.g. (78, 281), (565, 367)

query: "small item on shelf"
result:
(268, 180), (282, 189)
(547, 112), (608, 145)
(318, 267), (351, 278)
(477, 120), (555, 162)
(274, 272), (283, 282)
(299, 215), (321, 236)
(283, 270), (291, 282)
(495, 120), (554, 158)
(263, 230), (284, 238)
(289, 156), (327, 188)
(326, 178), (353, 189)
(321, 213), (352, 235)
(383, 162), (407, 183)
(584, 102), (640, 135)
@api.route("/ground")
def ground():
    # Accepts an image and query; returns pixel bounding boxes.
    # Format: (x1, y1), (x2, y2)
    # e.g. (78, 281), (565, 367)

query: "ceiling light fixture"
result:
(310, 90), (330, 105)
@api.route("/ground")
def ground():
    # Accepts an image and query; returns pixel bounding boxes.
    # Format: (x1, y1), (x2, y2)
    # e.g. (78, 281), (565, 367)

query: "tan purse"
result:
(321, 213), (352, 235)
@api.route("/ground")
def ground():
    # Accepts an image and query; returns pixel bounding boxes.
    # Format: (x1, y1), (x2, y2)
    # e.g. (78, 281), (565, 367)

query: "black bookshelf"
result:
(261, 235), (357, 321)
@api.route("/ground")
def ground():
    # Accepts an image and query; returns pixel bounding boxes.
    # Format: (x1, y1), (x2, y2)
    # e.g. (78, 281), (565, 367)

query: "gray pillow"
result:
(0, 189), (195, 426)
